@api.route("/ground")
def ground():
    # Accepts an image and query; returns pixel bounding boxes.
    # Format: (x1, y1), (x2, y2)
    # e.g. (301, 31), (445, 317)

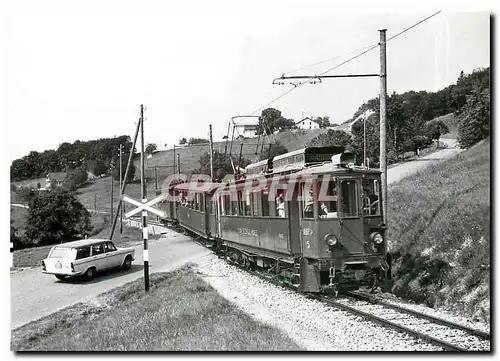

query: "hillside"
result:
(387, 138), (490, 322)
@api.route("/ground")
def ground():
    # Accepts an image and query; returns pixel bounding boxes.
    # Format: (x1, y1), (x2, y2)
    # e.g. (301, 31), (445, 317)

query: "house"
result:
(234, 122), (259, 138)
(295, 117), (319, 130)
(45, 172), (67, 189)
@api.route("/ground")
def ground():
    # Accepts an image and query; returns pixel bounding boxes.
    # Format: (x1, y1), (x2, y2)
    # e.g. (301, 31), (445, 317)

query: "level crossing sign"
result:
(122, 194), (167, 219)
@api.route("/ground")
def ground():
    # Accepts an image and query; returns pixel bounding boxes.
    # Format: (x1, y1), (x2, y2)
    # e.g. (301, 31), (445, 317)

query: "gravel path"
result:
(195, 257), (443, 351)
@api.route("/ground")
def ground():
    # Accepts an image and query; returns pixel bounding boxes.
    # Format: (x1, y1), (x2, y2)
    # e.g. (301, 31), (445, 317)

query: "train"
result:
(156, 146), (391, 294)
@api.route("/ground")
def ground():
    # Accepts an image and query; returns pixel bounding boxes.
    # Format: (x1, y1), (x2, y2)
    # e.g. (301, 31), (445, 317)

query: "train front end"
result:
(296, 164), (390, 294)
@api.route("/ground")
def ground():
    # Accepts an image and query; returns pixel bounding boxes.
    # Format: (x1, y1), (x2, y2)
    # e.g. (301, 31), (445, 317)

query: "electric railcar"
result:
(157, 147), (390, 294)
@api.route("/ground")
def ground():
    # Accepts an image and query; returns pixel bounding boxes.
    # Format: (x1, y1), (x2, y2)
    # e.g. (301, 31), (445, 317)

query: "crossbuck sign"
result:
(122, 194), (167, 218)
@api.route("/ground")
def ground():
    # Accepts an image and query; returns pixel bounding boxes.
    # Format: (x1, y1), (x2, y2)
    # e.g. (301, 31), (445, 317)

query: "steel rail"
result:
(312, 295), (468, 352)
(348, 291), (490, 340)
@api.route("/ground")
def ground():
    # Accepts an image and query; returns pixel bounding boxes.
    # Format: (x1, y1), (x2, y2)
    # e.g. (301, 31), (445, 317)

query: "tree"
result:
(146, 143), (157, 154)
(64, 168), (88, 191)
(457, 85), (490, 148)
(25, 189), (92, 246)
(259, 142), (289, 160)
(424, 120), (449, 148)
(196, 151), (251, 180)
(88, 159), (107, 176)
(112, 159), (136, 182)
(188, 138), (209, 145)
(314, 116), (332, 128)
(179, 137), (187, 145)
(256, 108), (296, 135)
(306, 129), (353, 149)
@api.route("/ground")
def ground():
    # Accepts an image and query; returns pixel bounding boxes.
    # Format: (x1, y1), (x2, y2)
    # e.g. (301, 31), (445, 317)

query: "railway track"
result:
(128, 219), (490, 351)
(313, 294), (489, 352)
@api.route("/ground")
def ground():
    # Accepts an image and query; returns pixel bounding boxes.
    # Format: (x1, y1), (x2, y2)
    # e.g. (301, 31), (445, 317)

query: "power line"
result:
(387, 11), (442, 42)
(283, 43), (379, 75)
(321, 43), (380, 75)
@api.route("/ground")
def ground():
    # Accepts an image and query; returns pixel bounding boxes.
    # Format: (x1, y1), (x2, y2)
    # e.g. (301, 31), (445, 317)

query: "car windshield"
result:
(49, 247), (76, 259)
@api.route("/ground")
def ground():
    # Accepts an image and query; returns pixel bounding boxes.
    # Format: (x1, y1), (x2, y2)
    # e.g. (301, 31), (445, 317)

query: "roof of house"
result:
(294, 117), (316, 126)
(47, 172), (67, 181)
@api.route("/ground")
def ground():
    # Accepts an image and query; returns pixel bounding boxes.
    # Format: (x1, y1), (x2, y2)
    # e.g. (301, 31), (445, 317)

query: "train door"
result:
(287, 183), (301, 254)
(338, 178), (364, 254)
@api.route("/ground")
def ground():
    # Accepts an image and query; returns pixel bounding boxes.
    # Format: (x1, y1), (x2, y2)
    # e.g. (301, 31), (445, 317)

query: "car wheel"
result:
(55, 275), (66, 281)
(84, 267), (95, 281)
(122, 256), (132, 270)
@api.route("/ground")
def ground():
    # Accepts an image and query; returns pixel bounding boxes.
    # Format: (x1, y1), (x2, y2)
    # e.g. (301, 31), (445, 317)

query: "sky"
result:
(2, 1), (492, 164)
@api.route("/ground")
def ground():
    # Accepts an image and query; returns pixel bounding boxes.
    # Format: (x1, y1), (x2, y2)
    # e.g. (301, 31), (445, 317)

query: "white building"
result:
(234, 122), (259, 138)
(295, 117), (319, 130)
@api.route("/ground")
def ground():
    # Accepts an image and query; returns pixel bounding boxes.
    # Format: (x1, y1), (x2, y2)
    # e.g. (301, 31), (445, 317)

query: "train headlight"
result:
(370, 232), (384, 244)
(325, 234), (338, 247)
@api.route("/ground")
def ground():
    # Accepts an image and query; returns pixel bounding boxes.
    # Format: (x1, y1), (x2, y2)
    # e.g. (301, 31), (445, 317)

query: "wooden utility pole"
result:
(173, 145), (177, 176)
(363, 114), (367, 167)
(237, 143), (243, 171)
(119, 144), (123, 234)
(110, 160), (114, 222)
(140, 104), (150, 292)
(177, 153), (180, 175)
(209, 124), (214, 180)
(109, 119), (141, 240)
(154, 165), (158, 192)
(379, 29), (388, 225)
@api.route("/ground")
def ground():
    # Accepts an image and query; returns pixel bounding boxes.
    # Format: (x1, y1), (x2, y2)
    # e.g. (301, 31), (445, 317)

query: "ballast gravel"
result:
(194, 256), (443, 351)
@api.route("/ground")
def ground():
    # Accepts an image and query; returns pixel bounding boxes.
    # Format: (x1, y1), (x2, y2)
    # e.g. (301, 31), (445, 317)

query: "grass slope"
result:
(387, 138), (490, 322)
(11, 267), (302, 351)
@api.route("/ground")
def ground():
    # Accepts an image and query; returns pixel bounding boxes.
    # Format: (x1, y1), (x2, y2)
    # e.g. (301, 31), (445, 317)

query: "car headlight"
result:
(370, 232), (384, 244)
(325, 234), (338, 247)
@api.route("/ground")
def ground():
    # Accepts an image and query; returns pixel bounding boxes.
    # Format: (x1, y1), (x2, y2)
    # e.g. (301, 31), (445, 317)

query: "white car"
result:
(42, 239), (135, 281)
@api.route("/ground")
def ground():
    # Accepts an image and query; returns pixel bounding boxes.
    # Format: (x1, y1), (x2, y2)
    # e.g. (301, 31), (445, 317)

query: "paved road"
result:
(387, 138), (462, 185)
(10, 231), (212, 329)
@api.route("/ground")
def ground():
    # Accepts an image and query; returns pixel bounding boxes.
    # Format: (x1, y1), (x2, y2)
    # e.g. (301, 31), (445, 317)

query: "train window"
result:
(261, 190), (269, 217)
(275, 192), (286, 218)
(231, 199), (239, 216)
(244, 191), (251, 216)
(362, 178), (380, 216)
(340, 180), (359, 217)
(222, 194), (230, 216)
(301, 183), (314, 219)
(252, 192), (259, 216)
(318, 177), (338, 218)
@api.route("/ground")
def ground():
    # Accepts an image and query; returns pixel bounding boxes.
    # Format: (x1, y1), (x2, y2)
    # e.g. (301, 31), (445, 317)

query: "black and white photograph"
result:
(4, 0), (492, 353)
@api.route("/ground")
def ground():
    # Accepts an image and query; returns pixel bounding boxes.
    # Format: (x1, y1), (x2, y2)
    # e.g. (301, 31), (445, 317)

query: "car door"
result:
(103, 241), (122, 269)
(90, 243), (108, 271)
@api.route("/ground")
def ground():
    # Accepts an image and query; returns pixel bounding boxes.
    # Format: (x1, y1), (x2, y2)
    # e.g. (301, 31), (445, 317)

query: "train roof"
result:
(173, 181), (221, 193)
(294, 163), (382, 176)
